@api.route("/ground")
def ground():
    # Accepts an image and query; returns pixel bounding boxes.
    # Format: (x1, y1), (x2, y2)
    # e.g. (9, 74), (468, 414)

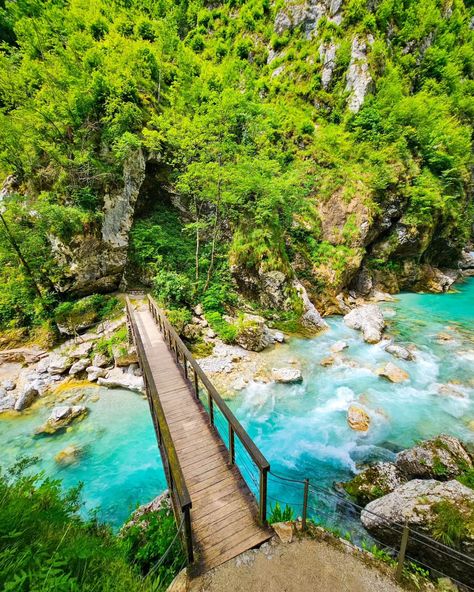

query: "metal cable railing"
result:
(268, 471), (474, 589)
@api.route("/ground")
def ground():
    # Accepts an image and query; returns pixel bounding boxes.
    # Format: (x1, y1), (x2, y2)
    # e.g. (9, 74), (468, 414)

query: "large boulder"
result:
(343, 462), (405, 505)
(47, 354), (73, 375)
(271, 367), (303, 384)
(69, 358), (90, 376)
(235, 314), (270, 352)
(97, 367), (145, 394)
(86, 365), (108, 382)
(361, 480), (474, 585)
(344, 304), (385, 343)
(396, 435), (472, 480)
(36, 405), (88, 435)
(14, 383), (39, 411)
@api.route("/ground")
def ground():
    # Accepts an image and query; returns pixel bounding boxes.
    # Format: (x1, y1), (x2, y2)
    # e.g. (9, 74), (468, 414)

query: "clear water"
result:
(0, 388), (166, 527)
(224, 278), (474, 522)
(0, 279), (472, 529)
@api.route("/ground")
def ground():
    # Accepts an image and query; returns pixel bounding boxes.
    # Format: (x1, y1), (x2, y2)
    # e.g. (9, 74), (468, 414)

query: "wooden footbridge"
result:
(126, 296), (271, 573)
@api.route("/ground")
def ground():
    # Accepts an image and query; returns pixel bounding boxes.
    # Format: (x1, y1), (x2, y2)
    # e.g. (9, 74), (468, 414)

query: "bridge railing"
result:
(125, 297), (193, 563)
(147, 295), (271, 524)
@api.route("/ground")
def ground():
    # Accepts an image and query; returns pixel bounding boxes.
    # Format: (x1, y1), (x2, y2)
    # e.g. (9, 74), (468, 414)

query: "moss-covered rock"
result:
(396, 434), (473, 480)
(343, 462), (405, 505)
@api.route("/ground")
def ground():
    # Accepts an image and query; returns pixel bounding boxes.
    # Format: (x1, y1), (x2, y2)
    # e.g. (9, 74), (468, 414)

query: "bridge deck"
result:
(133, 305), (271, 571)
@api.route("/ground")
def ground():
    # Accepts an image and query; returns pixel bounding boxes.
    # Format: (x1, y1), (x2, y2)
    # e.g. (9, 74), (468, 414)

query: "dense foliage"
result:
(0, 461), (182, 591)
(0, 0), (472, 331)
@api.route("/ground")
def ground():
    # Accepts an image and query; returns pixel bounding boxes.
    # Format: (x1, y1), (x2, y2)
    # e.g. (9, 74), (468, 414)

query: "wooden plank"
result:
(201, 530), (270, 570)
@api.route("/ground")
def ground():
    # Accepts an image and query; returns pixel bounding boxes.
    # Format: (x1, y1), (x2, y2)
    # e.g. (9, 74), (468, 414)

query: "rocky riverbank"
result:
(342, 435), (474, 584)
(0, 315), (145, 418)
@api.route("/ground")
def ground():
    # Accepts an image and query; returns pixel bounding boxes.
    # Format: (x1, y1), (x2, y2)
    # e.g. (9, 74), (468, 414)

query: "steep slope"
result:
(0, 0), (472, 330)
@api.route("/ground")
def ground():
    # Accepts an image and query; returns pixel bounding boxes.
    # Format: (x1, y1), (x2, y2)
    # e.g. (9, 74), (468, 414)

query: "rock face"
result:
(319, 42), (338, 89)
(345, 36), (374, 113)
(396, 435), (472, 480)
(36, 405), (88, 435)
(271, 367), (303, 384)
(274, 0), (342, 39)
(294, 281), (328, 332)
(344, 304), (385, 343)
(377, 362), (409, 383)
(361, 479), (474, 584)
(343, 462), (405, 504)
(51, 149), (146, 295)
(347, 404), (370, 432)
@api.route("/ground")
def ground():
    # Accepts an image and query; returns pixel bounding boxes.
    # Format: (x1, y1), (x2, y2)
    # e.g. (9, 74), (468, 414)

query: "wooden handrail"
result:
(147, 295), (270, 523)
(126, 298), (193, 524)
(148, 295), (270, 472)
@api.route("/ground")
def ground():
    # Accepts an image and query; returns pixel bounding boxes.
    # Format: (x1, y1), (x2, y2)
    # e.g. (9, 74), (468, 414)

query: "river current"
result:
(0, 279), (473, 527)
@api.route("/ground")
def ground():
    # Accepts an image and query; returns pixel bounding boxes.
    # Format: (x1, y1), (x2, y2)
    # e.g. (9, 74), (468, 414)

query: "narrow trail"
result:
(186, 537), (407, 592)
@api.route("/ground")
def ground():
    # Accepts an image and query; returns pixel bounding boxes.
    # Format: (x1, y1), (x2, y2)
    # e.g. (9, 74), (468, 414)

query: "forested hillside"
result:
(0, 0), (472, 338)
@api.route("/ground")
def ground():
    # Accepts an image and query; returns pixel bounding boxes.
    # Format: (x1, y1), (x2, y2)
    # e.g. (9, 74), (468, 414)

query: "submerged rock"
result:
(320, 356), (336, 367)
(396, 434), (472, 480)
(377, 362), (409, 383)
(36, 405), (88, 435)
(343, 462), (405, 505)
(271, 367), (303, 384)
(55, 444), (82, 465)
(344, 304), (385, 343)
(436, 384), (467, 399)
(347, 405), (370, 432)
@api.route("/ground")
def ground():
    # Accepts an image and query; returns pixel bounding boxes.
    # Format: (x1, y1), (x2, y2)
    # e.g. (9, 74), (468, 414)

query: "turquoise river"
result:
(1, 278), (473, 529)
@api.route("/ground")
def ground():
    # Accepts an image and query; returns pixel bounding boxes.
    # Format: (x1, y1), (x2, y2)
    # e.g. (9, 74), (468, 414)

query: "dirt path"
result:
(187, 537), (407, 592)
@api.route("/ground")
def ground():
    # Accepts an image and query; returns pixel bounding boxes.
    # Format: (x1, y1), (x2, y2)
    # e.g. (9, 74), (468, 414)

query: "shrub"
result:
(166, 308), (192, 333)
(153, 270), (193, 308)
(54, 295), (121, 334)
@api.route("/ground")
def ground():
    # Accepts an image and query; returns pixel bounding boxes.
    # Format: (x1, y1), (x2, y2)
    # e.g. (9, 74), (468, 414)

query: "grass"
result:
(0, 459), (183, 592)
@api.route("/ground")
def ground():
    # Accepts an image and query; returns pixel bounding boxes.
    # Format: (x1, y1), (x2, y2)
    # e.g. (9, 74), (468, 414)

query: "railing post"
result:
(184, 359), (188, 380)
(302, 478), (309, 531)
(259, 467), (268, 524)
(396, 524), (410, 581)
(193, 369), (199, 399)
(208, 392), (214, 426)
(229, 425), (235, 464)
(183, 506), (194, 564)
